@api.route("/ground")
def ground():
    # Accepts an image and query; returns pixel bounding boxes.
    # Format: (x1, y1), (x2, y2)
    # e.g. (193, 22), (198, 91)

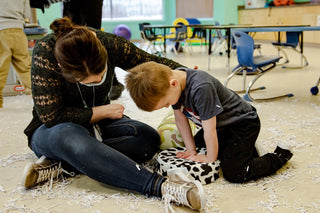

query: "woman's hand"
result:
(103, 104), (125, 119)
(91, 104), (124, 123)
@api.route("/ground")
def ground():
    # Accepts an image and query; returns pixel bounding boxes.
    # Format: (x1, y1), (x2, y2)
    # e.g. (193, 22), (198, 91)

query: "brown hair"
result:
(125, 61), (172, 111)
(50, 17), (108, 82)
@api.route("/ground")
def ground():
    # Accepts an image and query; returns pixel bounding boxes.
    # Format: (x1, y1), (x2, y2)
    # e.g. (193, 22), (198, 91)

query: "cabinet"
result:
(238, 4), (320, 44)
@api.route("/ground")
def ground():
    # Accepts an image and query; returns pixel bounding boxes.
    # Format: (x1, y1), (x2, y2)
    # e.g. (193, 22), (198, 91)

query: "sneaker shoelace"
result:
(162, 182), (191, 213)
(36, 163), (60, 182)
(36, 162), (74, 189)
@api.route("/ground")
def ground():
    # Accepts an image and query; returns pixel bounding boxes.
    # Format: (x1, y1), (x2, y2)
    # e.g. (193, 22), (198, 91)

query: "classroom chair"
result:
(167, 25), (190, 54)
(186, 27), (207, 52)
(138, 23), (162, 54)
(211, 22), (262, 57)
(224, 31), (293, 102)
(272, 31), (309, 69)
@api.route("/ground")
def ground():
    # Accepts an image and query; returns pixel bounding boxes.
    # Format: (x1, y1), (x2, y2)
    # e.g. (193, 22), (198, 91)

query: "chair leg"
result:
(211, 39), (219, 54)
(275, 47), (289, 66)
(217, 40), (227, 55)
(310, 77), (320, 95)
(243, 69), (294, 102)
(201, 38), (207, 51)
(281, 48), (309, 69)
(255, 47), (262, 55)
(225, 66), (265, 94)
(172, 45), (178, 55)
(186, 39), (192, 53)
(184, 41), (192, 54)
(224, 66), (245, 92)
(145, 43), (151, 52)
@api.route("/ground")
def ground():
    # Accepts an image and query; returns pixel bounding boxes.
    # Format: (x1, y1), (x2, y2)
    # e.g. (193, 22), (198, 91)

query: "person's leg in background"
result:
(62, 0), (81, 27)
(0, 29), (15, 108)
(11, 29), (31, 91)
(77, 0), (103, 30)
(63, 0), (102, 30)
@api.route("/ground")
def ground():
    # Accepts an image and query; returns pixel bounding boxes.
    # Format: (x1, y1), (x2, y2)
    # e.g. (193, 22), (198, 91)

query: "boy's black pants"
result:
(194, 116), (285, 183)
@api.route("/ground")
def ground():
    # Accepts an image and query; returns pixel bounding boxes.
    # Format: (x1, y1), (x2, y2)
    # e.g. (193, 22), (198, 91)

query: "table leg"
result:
(300, 31), (304, 68)
(163, 28), (167, 53)
(208, 29), (212, 70)
(226, 28), (231, 74)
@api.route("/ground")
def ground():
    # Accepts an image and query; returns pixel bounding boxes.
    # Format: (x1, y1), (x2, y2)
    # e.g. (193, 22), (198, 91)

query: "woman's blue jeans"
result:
(30, 117), (165, 197)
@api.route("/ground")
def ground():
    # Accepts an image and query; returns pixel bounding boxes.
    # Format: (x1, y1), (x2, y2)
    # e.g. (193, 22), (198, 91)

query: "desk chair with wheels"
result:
(272, 31), (308, 69)
(139, 23), (162, 53)
(225, 31), (293, 102)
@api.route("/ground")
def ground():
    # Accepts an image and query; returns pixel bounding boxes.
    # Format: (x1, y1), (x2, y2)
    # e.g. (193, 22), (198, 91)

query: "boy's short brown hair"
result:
(125, 61), (172, 111)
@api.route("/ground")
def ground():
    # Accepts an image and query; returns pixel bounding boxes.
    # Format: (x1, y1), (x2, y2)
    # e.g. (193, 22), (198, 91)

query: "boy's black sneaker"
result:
(274, 143), (293, 164)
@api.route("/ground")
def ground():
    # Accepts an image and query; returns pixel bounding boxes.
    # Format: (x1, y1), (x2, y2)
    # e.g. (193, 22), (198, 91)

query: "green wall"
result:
(36, 0), (311, 40)
(36, 3), (62, 34)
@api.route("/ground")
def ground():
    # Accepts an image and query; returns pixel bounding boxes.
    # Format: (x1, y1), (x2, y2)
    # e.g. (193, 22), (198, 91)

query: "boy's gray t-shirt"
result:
(172, 68), (257, 128)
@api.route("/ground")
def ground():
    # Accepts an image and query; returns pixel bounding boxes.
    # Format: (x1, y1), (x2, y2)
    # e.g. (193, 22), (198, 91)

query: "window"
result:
(102, 0), (163, 21)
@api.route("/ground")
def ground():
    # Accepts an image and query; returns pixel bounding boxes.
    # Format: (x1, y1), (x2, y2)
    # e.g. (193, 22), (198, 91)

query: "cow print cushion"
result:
(157, 147), (220, 185)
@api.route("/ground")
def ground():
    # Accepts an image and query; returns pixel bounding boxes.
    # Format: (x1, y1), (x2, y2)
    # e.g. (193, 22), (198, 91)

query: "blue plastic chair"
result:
(272, 31), (308, 69)
(167, 25), (190, 54)
(224, 31), (293, 101)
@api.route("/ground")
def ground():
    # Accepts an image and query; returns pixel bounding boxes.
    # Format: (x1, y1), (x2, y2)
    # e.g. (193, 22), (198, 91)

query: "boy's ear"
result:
(169, 79), (178, 87)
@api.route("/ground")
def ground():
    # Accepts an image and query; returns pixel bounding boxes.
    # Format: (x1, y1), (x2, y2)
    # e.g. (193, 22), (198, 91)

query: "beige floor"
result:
(0, 43), (319, 213)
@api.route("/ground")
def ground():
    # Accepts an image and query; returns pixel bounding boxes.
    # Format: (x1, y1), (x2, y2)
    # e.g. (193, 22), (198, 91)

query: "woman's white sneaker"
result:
(161, 170), (205, 212)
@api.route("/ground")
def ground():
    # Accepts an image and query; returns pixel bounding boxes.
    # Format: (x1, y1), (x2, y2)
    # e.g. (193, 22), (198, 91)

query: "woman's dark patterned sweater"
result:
(24, 29), (183, 148)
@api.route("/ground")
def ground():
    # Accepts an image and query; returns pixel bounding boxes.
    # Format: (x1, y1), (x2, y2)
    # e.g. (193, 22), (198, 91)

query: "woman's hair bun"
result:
(50, 17), (74, 39)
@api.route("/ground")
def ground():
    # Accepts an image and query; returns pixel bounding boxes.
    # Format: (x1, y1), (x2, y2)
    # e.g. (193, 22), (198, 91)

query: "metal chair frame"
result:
(272, 31), (309, 69)
(225, 31), (293, 102)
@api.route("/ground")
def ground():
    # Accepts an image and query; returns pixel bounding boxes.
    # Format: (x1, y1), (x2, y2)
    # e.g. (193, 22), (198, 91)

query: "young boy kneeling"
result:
(125, 61), (293, 183)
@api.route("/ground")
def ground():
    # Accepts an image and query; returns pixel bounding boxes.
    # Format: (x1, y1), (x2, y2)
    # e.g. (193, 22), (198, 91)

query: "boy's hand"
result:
(187, 154), (213, 163)
(176, 150), (197, 159)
